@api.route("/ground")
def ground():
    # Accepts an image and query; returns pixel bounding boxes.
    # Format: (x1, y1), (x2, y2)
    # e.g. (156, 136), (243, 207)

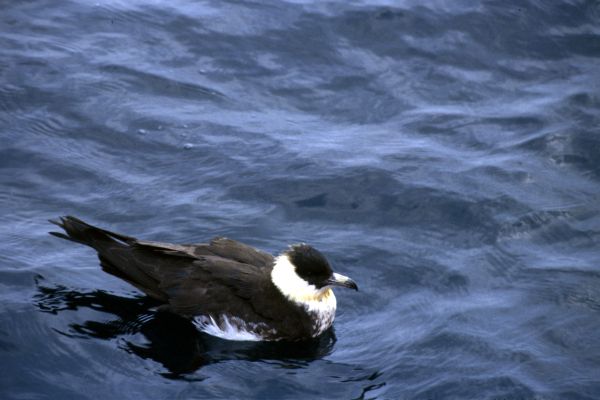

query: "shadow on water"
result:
(33, 276), (336, 379)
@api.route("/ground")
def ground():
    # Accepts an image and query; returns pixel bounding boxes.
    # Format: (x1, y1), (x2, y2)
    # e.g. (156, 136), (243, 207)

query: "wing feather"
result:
(164, 256), (270, 316)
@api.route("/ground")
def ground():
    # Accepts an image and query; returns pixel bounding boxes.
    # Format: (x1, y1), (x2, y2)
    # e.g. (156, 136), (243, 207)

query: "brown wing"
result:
(162, 255), (271, 315)
(133, 236), (274, 268)
(204, 237), (274, 268)
(99, 237), (276, 311)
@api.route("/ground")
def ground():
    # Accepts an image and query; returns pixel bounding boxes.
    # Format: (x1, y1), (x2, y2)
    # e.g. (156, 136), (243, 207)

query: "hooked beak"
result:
(327, 272), (358, 291)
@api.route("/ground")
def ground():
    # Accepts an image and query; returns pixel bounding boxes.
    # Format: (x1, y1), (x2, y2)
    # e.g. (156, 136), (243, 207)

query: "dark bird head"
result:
(271, 244), (358, 304)
(286, 244), (358, 291)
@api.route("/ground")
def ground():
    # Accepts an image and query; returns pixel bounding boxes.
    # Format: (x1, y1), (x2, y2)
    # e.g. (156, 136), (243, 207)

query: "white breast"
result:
(303, 292), (337, 336)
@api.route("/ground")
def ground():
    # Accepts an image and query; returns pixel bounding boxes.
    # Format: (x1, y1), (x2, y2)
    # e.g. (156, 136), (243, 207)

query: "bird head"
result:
(271, 244), (358, 303)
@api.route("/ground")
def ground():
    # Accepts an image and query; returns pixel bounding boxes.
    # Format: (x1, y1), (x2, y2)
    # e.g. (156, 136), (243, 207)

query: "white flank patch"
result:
(271, 254), (337, 335)
(193, 315), (264, 341)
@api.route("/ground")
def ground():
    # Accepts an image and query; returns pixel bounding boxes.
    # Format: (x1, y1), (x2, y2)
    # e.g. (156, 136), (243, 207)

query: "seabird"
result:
(49, 216), (357, 341)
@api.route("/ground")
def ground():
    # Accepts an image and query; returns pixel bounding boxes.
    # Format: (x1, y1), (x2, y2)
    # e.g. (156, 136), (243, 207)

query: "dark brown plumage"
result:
(49, 216), (329, 341)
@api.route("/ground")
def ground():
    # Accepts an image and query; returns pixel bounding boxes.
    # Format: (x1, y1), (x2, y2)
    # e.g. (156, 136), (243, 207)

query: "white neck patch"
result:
(271, 254), (337, 335)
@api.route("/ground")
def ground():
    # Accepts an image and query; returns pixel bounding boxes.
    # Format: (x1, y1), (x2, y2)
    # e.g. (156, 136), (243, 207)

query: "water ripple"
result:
(1, 0), (599, 398)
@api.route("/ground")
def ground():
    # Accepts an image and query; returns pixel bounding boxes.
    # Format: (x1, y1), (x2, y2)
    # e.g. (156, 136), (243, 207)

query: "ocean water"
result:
(1, 0), (600, 398)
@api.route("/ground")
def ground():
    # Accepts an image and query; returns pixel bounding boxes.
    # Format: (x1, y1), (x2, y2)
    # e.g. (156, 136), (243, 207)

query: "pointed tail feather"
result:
(49, 216), (134, 248)
(49, 216), (169, 302)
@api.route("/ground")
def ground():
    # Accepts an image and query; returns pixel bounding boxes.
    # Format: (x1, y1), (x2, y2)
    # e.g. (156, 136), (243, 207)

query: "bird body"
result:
(50, 216), (357, 341)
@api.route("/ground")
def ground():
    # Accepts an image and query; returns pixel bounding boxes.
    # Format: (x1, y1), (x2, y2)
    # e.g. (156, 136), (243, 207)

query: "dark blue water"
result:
(1, 1), (600, 398)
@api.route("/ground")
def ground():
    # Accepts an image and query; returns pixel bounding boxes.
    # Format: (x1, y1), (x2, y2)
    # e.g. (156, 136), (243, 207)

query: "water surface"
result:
(1, 0), (600, 399)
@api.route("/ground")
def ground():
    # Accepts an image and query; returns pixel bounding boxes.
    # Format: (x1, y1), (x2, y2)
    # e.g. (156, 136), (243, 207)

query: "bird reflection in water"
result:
(34, 276), (337, 378)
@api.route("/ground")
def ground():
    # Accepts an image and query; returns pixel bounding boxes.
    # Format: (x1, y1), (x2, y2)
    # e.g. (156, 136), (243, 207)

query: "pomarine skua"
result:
(50, 216), (357, 341)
